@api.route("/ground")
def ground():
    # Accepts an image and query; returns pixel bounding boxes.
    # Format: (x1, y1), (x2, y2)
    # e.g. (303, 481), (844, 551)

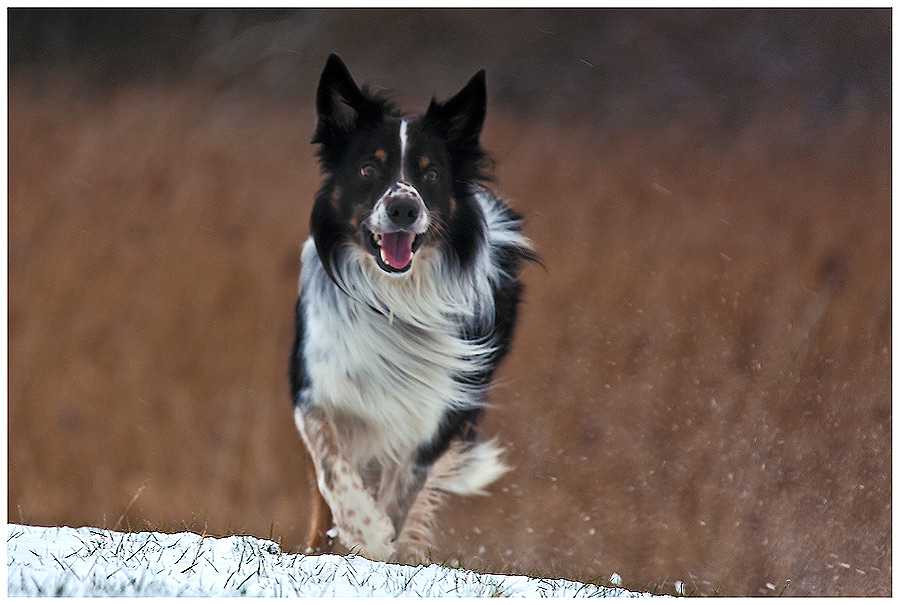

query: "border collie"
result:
(289, 54), (534, 562)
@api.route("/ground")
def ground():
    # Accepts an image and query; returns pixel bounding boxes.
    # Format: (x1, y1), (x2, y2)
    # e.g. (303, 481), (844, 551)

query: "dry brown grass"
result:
(8, 78), (890, 596)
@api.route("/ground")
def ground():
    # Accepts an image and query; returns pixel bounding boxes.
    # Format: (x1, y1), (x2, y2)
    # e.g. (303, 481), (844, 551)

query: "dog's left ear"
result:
(313, 54), (371, 144)
(424, 69), (487, 147)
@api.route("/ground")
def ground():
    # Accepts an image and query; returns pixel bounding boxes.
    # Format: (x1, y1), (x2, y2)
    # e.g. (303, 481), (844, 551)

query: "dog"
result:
(289, 54), (534, 562)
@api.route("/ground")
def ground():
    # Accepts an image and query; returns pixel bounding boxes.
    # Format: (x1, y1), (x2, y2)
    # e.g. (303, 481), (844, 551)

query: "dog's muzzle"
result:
(366, 182), (429, 273)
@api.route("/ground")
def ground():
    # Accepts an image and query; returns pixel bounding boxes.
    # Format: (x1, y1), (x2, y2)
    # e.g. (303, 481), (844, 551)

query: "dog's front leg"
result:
(294, 406), (395, 561)
(303, 458), (334, 554)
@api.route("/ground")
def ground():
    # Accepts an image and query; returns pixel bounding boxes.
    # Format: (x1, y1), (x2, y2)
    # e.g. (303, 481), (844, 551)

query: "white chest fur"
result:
(299, 238), (491, 466)
(298, 188), (532, 467)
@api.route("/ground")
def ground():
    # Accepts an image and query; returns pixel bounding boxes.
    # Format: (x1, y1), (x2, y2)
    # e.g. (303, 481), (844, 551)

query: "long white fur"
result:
(298, 185), (531, 559)
(300, 186), (530, 464)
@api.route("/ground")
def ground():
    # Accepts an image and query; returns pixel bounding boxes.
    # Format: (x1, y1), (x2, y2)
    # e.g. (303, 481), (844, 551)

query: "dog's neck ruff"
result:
(299, 186), (531, 464)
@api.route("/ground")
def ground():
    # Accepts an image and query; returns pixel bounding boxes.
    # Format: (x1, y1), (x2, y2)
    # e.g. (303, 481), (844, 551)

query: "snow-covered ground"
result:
(7, 524), (659, 597)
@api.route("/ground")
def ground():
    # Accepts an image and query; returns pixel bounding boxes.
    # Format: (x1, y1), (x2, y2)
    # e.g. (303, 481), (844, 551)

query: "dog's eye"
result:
(422, 168), (438, 183)
(360, 164), (378, 179)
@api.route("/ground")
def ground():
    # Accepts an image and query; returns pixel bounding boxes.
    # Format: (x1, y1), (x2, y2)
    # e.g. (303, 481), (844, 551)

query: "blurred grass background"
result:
(7, 9), (890, 596)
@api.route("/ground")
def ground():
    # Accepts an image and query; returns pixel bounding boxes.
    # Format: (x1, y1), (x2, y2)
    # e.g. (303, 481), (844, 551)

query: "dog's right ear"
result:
(313, 54), (365, 144)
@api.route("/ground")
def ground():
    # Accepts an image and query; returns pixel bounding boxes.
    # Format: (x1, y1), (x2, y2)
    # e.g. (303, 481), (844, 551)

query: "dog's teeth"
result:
(380, 248), (388, 264)
(374, 234), (382, 244)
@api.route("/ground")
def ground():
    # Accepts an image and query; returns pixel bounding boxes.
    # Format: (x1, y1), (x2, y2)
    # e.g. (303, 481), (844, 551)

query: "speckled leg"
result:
(295, 406), (395, 560)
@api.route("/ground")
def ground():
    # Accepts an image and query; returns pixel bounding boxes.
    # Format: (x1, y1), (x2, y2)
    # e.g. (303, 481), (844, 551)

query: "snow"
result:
(7, 524), (660, 597)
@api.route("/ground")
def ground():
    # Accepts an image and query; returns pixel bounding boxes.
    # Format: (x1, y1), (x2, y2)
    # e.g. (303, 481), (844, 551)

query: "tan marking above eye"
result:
(375, 149), (388, 162)
(352, 204), (370, 226)
(419, 156), (430, 169)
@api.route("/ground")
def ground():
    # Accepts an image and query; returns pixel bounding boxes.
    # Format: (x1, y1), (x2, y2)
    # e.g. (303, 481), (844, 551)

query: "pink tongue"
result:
(380, 231), (414, 269)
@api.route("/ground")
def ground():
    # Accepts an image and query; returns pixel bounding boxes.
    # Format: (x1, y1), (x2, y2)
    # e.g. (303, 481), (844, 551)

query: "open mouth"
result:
(368, 229), (422, 273)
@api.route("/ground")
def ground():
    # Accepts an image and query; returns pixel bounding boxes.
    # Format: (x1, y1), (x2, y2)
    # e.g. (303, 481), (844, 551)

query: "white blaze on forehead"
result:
(399, 119), (409, 158)
(365, 118), (429, 239)
(399, 119), (409, 179)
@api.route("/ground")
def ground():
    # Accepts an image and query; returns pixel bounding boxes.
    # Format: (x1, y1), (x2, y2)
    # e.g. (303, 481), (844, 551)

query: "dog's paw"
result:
(340, 514), (395, 561)
(304, 526), (336, 555)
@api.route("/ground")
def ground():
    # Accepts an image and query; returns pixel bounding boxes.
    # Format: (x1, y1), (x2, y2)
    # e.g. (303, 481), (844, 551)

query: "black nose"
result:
(386, 197), (420, 228)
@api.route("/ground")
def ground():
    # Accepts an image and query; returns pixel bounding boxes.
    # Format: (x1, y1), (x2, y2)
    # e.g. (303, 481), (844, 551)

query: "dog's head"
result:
(310, 54), (489, 279)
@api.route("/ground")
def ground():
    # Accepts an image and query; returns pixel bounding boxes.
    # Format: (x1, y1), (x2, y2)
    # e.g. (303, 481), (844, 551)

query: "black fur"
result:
(290, 53), (532, 496)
